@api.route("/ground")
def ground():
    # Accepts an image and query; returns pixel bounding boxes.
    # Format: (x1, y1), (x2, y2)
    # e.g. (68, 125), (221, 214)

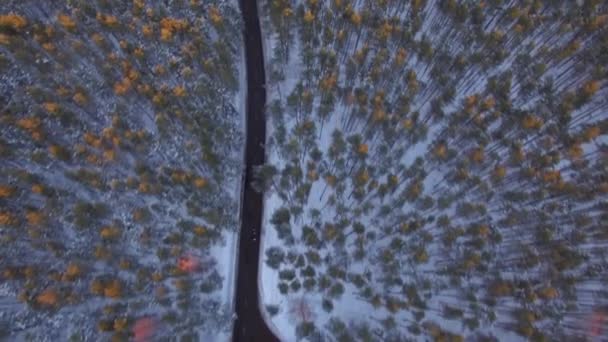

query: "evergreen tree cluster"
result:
(260, 0), (608, 340)
(0, 0), (242, 340)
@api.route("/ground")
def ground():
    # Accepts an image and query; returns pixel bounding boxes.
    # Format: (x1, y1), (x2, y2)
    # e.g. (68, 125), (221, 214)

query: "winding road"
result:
(232, 0), (279, 341)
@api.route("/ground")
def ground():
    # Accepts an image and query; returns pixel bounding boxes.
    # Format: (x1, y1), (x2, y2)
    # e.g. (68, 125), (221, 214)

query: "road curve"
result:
(232, 0), (279, 341)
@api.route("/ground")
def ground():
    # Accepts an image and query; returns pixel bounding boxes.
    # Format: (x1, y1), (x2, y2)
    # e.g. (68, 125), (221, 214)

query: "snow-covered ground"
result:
(0, 1), (244, 340)
(258, 0), (608, 341)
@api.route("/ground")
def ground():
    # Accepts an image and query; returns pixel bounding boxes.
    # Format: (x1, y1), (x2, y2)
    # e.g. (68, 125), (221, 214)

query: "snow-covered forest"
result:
(2, 0), (608, 341)
(0, 0), (243, 340)
(258, 0), (608, 340)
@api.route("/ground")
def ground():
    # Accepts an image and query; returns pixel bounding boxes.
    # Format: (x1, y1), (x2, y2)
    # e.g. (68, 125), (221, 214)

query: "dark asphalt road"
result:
(232, 0), (279, 341)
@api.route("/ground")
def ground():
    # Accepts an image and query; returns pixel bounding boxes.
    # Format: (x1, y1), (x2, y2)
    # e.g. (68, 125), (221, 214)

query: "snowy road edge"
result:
(255, 1), (286, 340)
(225, 6), (247, 341)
